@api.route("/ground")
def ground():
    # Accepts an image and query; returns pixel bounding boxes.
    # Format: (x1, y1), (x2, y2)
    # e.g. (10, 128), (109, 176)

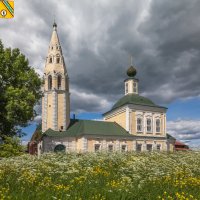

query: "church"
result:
(30, 23), (176, 154)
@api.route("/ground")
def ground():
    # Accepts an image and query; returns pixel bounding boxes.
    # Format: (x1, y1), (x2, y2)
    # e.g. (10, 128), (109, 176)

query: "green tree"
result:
(0, 136), (24, 157)
(0, 40), (42, 137)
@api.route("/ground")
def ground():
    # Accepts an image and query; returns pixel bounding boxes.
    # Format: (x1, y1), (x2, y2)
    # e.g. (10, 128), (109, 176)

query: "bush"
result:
(0, 136), (24, 158)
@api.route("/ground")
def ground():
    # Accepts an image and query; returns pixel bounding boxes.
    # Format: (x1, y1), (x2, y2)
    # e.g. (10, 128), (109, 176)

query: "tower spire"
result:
(130, 55), (133, 66)
(53, 17), (57, 30)
(42, 23), (70, 132)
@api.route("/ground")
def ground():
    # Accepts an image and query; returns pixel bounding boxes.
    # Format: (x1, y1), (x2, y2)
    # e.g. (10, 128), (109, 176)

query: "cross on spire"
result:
(129, 55), (133, 66)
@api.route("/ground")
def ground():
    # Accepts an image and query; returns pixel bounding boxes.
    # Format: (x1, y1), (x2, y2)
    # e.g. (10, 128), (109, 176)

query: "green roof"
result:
(104, 94), (167, 115)
(43, 119), (132, 138)
(167, 133), (176, 141)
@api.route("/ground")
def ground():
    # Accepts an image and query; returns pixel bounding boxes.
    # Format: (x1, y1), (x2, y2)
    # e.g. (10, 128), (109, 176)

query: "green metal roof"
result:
(43, 119), (132, 137)
(166, 133), (176, 141)
(104, 94), (167, 115)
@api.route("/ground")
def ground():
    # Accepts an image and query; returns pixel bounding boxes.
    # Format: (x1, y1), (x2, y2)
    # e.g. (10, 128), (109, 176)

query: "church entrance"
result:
(54, 144), (66, 152)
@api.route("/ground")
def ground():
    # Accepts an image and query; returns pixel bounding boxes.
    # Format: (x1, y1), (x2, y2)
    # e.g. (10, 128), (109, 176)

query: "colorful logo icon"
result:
(0, 0), (14, 18)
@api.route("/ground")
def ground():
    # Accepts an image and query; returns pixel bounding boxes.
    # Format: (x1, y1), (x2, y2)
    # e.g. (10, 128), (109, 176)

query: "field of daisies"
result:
(0, 152), (200, 200)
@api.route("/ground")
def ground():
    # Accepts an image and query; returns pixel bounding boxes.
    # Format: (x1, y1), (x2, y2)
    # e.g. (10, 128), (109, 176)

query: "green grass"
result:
(0, 151), (200, 200)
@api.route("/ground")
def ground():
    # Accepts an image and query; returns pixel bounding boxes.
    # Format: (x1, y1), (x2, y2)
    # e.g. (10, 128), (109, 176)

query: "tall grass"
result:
(0, 151), (200, 200)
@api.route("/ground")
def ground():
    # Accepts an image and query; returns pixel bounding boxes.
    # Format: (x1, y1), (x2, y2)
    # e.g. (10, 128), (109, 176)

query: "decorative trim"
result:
(63, 92), (67, 131)
(104, 107), (126, 119)
(126, 107), (129, 132)
(52, 91), (58, 130)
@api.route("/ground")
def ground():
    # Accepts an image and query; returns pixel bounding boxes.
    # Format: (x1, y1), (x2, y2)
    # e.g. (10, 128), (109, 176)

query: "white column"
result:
(65, 140), (69, 152)
(133, 140), (136, 151)
(115, 140), (120, 151)
(129, 111), (132, 134)
(164, 114), (167, 135)
(130, 80), (133, 93)
(152, 113), (155, 135)
(153, 141), (157, 151)
(42, 93), (48, 132)
(52, 91), (58, 130)
(82, 137), (88, 152)
(63, 92), (67, 131)
(102, 140), (107, 151)
(142, 141), (146, 151)
(126, 107), (130, 132)
(136, 82), (138, 94)
(143, 113), (146, 134)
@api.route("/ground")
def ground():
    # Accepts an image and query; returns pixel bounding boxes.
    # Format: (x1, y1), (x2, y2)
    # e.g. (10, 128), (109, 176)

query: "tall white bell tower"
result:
(42, 22), (70, 132)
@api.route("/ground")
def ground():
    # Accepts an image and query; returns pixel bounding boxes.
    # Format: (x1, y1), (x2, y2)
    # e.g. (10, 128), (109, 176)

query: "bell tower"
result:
(42, 22), (70, 132)
(124, 65), (139, 95)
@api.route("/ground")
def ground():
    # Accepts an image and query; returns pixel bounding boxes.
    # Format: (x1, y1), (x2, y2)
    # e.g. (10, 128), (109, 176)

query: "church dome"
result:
(127, 66), (137, 77)
(112, 94), (156, 110)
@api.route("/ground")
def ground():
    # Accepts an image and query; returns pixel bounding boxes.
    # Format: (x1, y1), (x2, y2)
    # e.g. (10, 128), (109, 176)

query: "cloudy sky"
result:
(1, 0), (200, 146)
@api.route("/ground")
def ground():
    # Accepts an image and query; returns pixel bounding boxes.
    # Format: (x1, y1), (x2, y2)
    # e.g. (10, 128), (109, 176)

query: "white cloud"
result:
(167, 119), (200, 141)
(70, 88), (112, 113)
(33, 115), (42, 124)
(1, 0), (200, 114)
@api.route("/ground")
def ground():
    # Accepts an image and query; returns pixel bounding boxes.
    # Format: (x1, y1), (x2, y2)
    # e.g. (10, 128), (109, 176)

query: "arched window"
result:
(133, 82), (137, 93)
(56, 57), (60, 63)
(48, 75), (52, 90)
(137, 118), (142, 132)
(125, 83), (128, 94)
(156, 119), (161, 133)
(146, 118), (152, 133)
(54, 144), (66, 153)
(57, 75), (62, 89)
(49, 57), (53, 63)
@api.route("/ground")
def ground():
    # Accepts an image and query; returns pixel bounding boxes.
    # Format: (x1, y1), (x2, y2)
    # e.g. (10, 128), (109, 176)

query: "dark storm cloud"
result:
(139, 0), (200, 104)
(1, 0), (200, 113)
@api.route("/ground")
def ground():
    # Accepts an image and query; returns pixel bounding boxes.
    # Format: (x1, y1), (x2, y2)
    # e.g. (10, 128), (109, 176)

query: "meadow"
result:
(0, 151), (200, 200)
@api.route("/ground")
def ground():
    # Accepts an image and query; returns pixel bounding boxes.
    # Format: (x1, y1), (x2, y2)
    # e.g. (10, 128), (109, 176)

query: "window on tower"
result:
(49, 57), (53, 63)
(48, 75), (52, 90)
(57, 75), (62, 89)
(133, 82), (137, 93)
(56, 57), (60, 63)
(125, 82), (128, 94)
